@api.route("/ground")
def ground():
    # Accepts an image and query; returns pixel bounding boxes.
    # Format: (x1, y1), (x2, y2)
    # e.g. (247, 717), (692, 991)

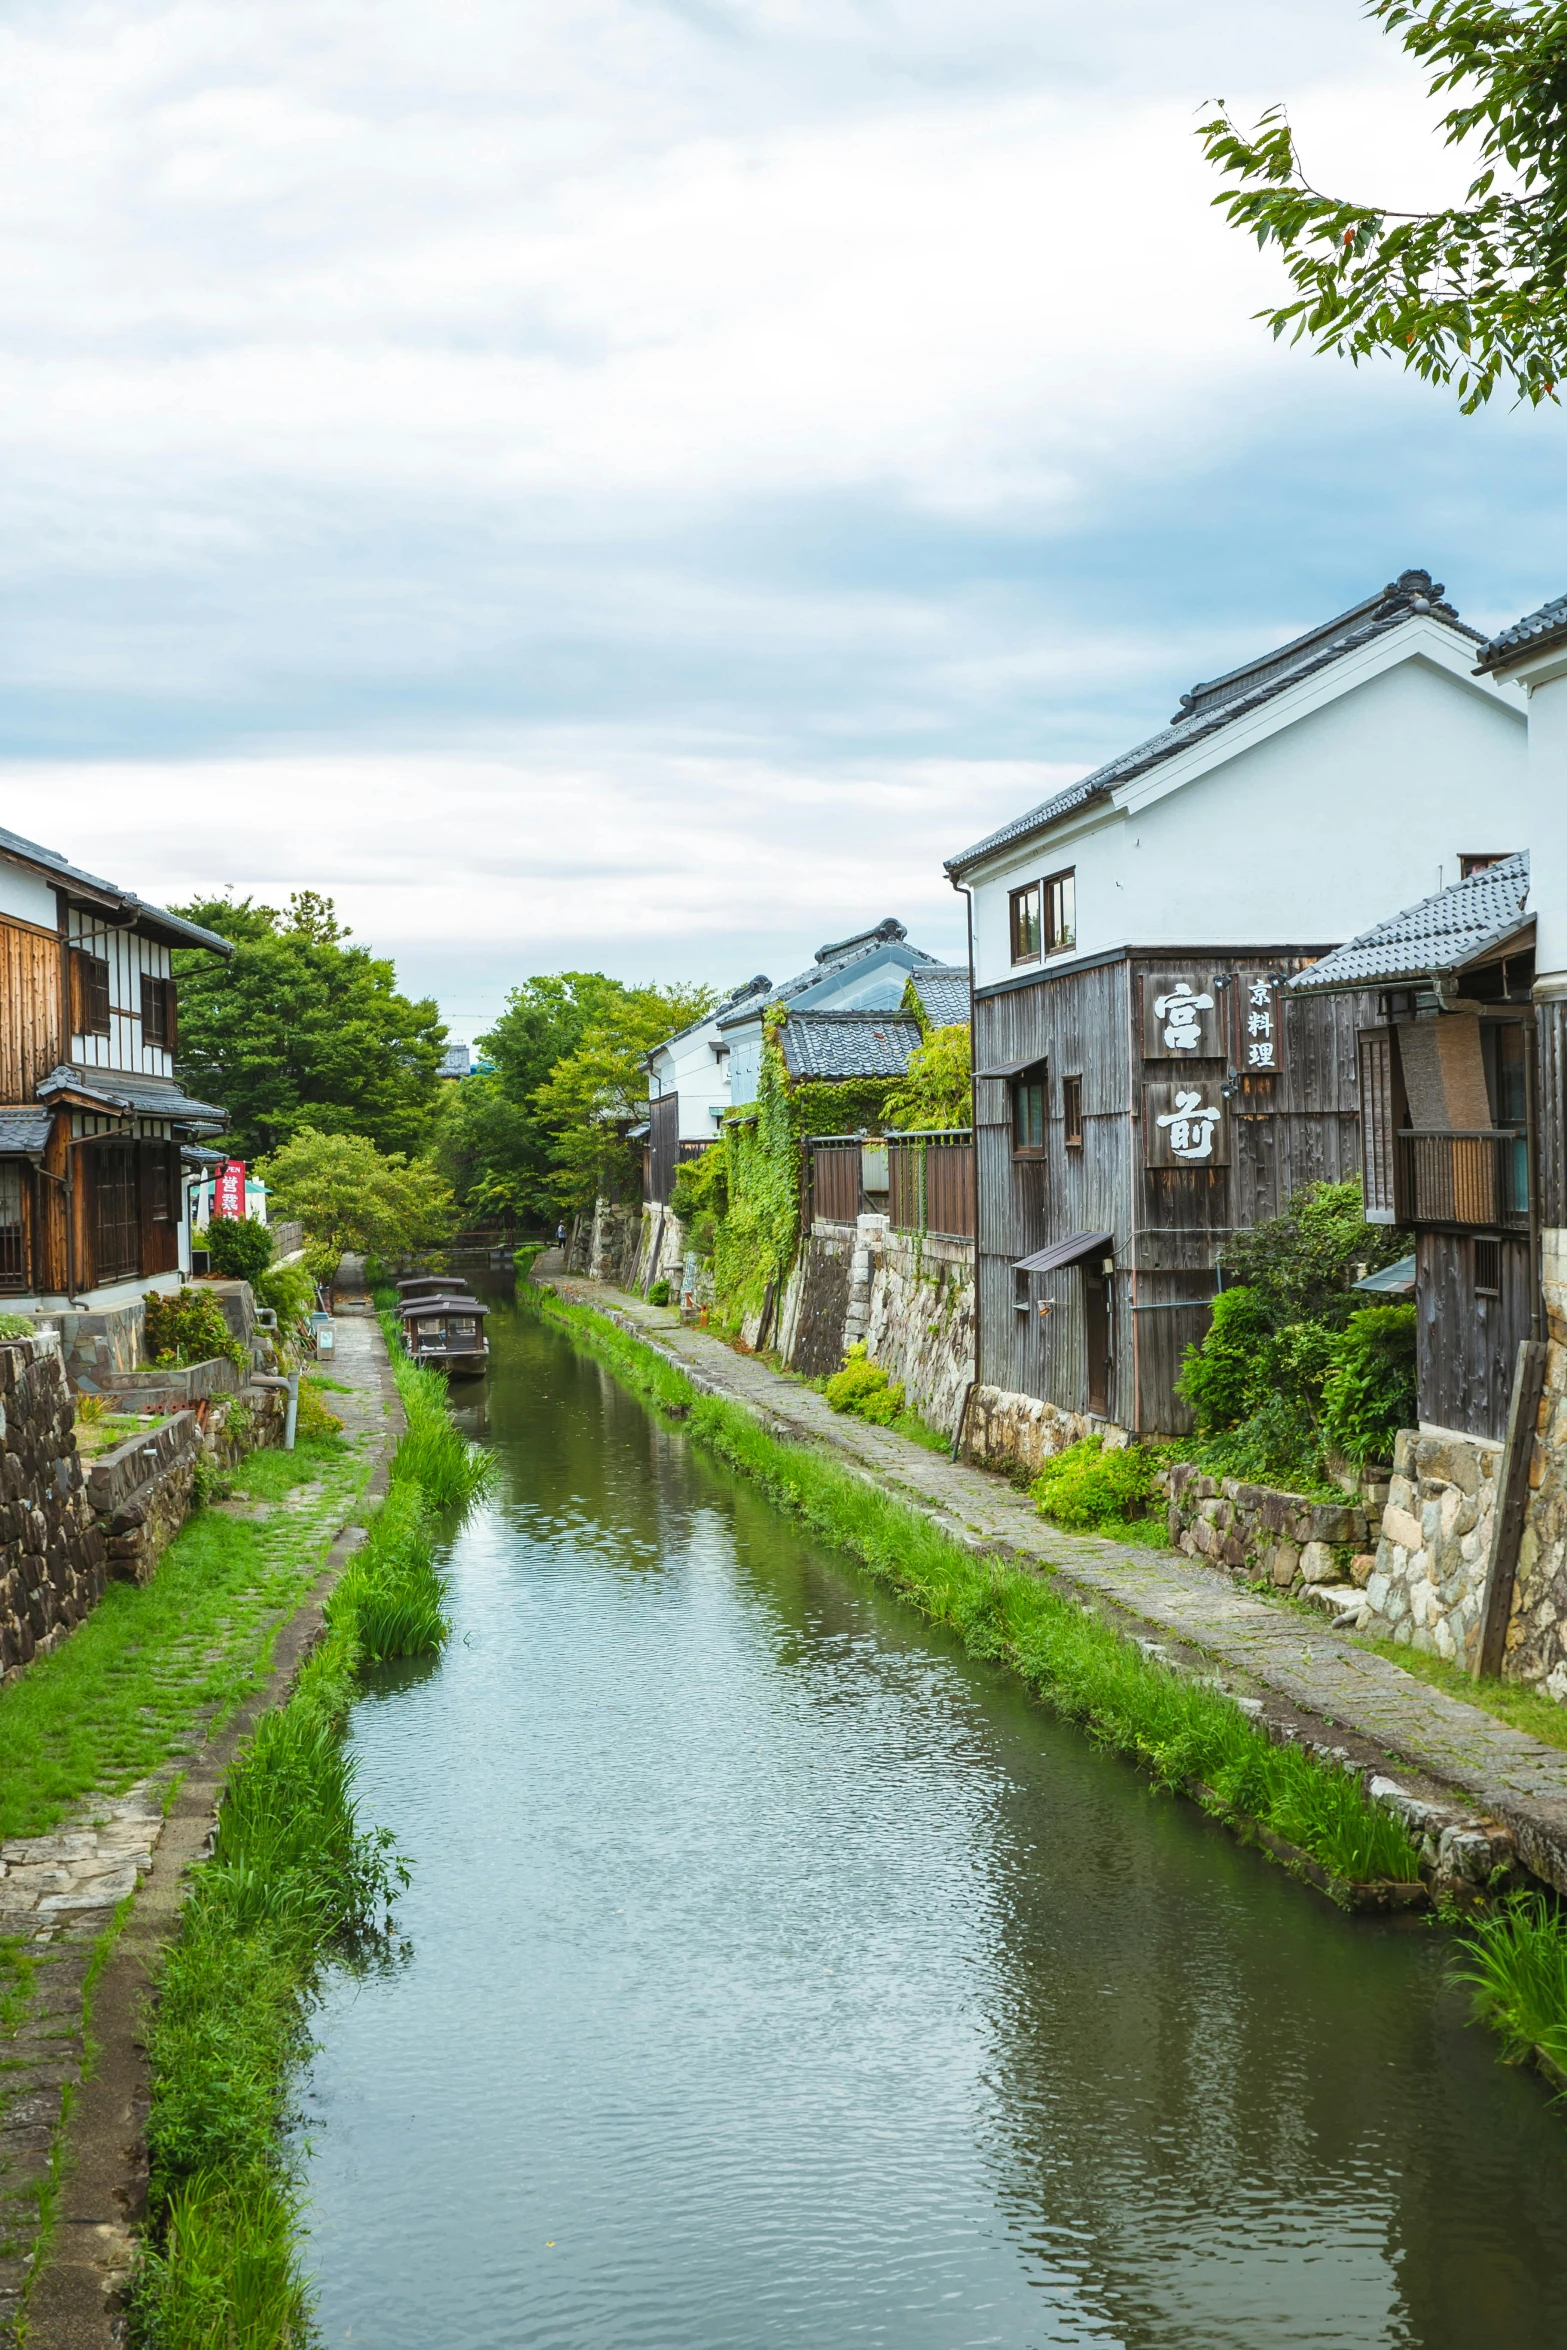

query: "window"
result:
(1493, 1021), (1527, 1128)
(71, 951), (111, 1037)
(1009, 884), (1041, 964)
(141, 974), (177, 1049)
(93, 1142), (140, 1283)
(1012, 1070), (1047, 1156)
(1044, 868), (1076, 955)
(1474, 1236), (1501, 1296)
(1460, 853), (1511, 878)
(1014, 1268), (1031, 1316)
(0, 1163), (25, 1290)
(1063, 1075), (1083, 1146)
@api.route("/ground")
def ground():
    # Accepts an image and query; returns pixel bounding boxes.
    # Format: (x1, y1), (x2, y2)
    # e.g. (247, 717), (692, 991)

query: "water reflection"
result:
(297, 1300), (1567, 2349)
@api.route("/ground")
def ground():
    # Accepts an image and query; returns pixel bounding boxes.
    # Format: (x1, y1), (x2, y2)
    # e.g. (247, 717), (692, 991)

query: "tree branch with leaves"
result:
(1200, 0), (1567, 410)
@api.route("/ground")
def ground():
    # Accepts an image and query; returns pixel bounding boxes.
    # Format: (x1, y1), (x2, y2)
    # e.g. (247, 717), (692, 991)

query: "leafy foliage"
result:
(883, 1023), (971, 1130)
(203, 1213), (274, 1282)
(171, 891), (447, 1158)
(647, 1278), (671, 1306)
(1176, 1286), (1274, 1436)
(144, 1288), (247, 1377)
(1217, 1179), (1406, 1329)
(260, 1127), (458, 1265)
(1031, 1436), (1169, 1532)
(1320, 1304), (1419, 1467)
(530, 978), (716, 1212)
(825, 1343), (908, 1426)
(1199, 0), (1567, 410)
(433, 974), (636, 1223)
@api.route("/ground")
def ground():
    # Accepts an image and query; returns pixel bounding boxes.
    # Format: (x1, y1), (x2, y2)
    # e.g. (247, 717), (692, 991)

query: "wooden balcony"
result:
(1395, 1129), (1529, 1232)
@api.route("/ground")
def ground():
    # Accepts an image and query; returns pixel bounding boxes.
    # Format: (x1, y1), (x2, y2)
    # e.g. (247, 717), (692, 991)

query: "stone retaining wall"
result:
(962, 1386), (1128, 1478)
(776, 1216), (974, 1435)
(1353, 1428), (1500, 1664)
(1165, 1464), (1374, 1593)
(0, 1335), (107, 1683)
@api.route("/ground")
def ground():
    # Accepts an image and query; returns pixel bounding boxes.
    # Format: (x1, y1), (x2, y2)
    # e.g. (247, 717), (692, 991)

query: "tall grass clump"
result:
(1458, 1895), (1567, 2075)
(377, 1303), (495, 1512)
(134, 1317), (484, 2347)
(524, 1285), (1422, 1892)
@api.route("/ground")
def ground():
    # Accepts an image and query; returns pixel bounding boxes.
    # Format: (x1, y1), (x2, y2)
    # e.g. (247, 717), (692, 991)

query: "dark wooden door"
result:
(93, 1142), (140, 1283)
(1085, 1269), (1111, 1418)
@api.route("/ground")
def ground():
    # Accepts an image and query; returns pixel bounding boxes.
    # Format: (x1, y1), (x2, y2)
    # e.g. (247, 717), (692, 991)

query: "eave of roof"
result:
(1474, 590), (1567, 675)
(0, 823), (233, 956)
(777, 1009), (924, 1081)
(946, 571), (1487, 878)
(37, 1065), (228, 1124)
(1288, 851), (1532, 994)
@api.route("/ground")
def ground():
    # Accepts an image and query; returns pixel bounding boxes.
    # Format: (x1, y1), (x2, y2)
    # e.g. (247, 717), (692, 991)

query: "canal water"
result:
(298, 1297), (1567, 2348)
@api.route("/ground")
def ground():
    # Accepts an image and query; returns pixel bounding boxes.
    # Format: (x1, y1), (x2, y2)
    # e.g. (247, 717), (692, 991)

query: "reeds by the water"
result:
(527, 1285), (1422, 1891)
(132, 1329), (483, 2347)
(1458, 1895), (1567, 2076)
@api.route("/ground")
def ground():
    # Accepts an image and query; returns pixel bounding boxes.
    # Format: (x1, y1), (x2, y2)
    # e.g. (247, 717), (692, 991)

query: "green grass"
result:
(1458, 1895), (1567, 2075)
(375, 1301), (496, 1513)
(1354, 1635), (1567, 1754)
(525, 1285), (1421, 1891)
(131, 1324), (475, 2349)
(0, 1437), (367, 1846)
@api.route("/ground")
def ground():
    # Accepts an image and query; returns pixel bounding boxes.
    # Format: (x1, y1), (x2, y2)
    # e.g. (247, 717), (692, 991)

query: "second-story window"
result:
(1063, 1075), (1083, 1146)
(71, 950), (111, 1037)
(1010, 884), (1041, 965)
(1044, 869), (1076, 955)
(141, 975), (178, 1049)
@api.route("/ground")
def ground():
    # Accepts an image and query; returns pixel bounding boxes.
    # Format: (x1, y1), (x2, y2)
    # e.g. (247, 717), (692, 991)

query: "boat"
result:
(398, 1292), (492, 1378)
(396, 1274), (458, 1302)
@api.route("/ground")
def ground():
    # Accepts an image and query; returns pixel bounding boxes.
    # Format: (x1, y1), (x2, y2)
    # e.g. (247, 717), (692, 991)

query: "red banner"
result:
(214, 1158), (247, 1221)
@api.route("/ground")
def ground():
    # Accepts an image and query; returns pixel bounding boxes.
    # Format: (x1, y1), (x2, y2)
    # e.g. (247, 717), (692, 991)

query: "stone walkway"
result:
(1, 1306), (396, 2348)
(544, 1264), (1567, 1894)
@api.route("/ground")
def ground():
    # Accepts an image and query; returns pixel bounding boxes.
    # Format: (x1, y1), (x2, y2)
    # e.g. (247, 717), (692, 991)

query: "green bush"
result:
(1217, 1177), (1407, 1330)
(1320, 1304), (1417, 1467)
(825, 1344), (907, 1426)
(203, 1213), (274, 1282)
(295, 1381), (344, 1441)
(647, 1278), (671, 1306)
(0, 1311), (32, 1340)
(1032, 1436), (1168, 1532)
(1177, 1286), (1271, 1433)
(144, 1288), (247, 1377)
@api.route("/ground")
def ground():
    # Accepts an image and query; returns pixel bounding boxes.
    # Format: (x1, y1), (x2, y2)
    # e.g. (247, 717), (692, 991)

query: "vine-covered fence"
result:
(806, 1130), (974, 1240)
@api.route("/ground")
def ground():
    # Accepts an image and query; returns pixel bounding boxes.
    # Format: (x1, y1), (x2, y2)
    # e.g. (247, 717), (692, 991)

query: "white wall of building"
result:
(651, 1020), (732, 1139)
(0, 858), (59, 933)
(967, 644), (1528, 992)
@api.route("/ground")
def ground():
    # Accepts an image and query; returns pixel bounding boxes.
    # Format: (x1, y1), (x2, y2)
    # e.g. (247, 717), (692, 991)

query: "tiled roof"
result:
(716, 923), (939, 1031)
(909, 967), (971, 1027)
(947, 570), (1480, 876)
(1475, 591), (1567, 673)
(0, 823), (233, 954)
(653, 974), (773, 1059)
(777, 1011), (924, 1082)
(0, 1107), (53, 1155)
(1289, 853), (1531, 993)
(37, 1066), (228, 1125)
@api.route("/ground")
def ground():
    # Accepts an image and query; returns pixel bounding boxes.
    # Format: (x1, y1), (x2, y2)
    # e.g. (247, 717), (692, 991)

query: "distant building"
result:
(438, 1041), (470, 1081)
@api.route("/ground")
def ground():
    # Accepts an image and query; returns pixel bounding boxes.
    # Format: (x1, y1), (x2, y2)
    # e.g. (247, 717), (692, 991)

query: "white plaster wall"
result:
(652, 1022), (731, 1139)
(1518, 667), (1567, 987)
(969, 654), (1528, 991)
(0, 855), (59, 932)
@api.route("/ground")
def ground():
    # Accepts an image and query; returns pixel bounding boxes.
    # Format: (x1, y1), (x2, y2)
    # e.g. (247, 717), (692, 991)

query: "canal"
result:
(298, 1296), (1567, 2348)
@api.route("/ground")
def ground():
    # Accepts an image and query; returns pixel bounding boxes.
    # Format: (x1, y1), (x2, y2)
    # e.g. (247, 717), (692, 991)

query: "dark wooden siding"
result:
(0, 919), (62, 1103)
(647, 1093), (680, 1205)
(975, 950), (1374, 1435)
(1416, 1228), (1531, 1441)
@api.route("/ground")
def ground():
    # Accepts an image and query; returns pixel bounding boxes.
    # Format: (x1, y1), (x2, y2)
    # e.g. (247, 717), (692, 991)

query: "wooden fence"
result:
(806, 1131), (974, 1239)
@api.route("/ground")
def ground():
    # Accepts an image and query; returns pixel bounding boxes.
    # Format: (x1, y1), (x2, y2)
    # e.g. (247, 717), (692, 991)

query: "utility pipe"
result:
(283, 1369), (299, 1452)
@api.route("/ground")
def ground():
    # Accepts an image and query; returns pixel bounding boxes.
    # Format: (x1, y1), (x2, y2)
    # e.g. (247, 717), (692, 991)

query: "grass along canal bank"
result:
(529, 1270), (1567, 2088)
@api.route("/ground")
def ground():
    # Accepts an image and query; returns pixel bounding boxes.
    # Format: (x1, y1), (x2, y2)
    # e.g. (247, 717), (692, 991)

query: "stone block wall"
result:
(31, 1299), (146, 1392)
(775, 1215), (975, 1436)
(1165, 1464), (1372, 1592)
(963, 1387), (1128, 1479)
(0, 1334), (107, 1683)
(1353, 1429), (1500, 1664)
(1509, 1227), (1567, 1694)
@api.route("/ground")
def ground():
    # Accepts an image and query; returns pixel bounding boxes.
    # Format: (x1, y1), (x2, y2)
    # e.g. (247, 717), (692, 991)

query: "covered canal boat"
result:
(398, 1292), (491, 1377)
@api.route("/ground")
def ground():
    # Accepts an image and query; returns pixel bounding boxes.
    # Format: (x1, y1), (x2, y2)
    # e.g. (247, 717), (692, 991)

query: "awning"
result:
(1352, 1253), (1416, 1296)
(1015, 1231), (1115, 1276)
(0, 1107), (53, 1157)
(975, 1054), (1044, 1080)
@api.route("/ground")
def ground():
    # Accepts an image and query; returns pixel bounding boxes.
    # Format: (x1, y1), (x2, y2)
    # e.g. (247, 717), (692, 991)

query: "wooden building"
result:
(946, 569), (1534, 1437)
(1292, 855), (1537, 1443)
(0, 823), (231, 1307)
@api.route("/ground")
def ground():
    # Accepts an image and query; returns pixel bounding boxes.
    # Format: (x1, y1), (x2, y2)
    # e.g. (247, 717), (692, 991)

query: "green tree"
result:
(883, 1024), (972, 1130)
(532, 982), (715, 1211)
(259, 1128), (458, 1266)
(1200, 0), (1567, 410)
(433, 974), (634, 1223)
(171, 892), (446, 1159)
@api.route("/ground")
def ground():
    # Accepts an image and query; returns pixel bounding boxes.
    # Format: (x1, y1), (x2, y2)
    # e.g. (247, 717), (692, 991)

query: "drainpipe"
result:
(1527, 1009), (1542, 1342)
(283, 1369), (299, 1452)
(950, 870), (978, 1398)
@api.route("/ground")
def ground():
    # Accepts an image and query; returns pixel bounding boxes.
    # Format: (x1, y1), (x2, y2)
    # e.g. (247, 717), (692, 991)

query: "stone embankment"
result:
(0, 1335), (106, 1683)
(540, 1265), (1567, 1904)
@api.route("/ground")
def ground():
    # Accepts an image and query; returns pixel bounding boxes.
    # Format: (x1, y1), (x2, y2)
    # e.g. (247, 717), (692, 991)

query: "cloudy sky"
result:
(1, 0), (1562, 1041)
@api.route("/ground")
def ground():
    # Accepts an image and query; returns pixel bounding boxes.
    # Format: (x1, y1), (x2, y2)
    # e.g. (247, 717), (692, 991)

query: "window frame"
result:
(1062, 1074), (1083, 1148)
(1009, 883), (1041, 966)
(1043, 867), (1076, 957)
(1011, 1064), (1048, 1160)
(71, 950), (112, 1038)
(140, 973), (178, 1051)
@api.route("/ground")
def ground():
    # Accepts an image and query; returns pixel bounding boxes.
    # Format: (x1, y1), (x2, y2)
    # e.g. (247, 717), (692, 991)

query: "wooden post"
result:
(1475, 1337), (1550, 1680)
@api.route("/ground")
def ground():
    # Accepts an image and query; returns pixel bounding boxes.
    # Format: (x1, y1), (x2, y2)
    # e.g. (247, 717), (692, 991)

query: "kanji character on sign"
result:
(1152, 982), (1214, 1053)
(1155, 1089), (1221, 1162)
